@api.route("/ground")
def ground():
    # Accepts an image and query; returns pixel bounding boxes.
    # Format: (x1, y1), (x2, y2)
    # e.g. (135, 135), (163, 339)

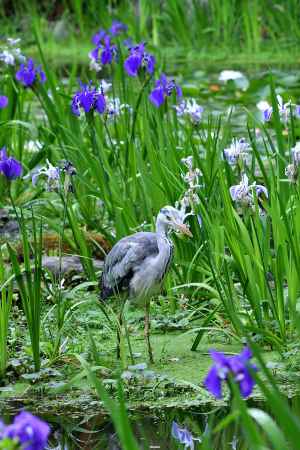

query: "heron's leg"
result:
(116, 308), (123, 359)
(123, 314), (135, 365)
(117, 300), (135, 365)
(116, 299), (125, 359)
(144, 298), (154, 363)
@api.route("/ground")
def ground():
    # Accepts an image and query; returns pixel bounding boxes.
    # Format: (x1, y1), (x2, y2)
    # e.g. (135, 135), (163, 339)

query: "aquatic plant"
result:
(124, 42), (155, 77)
(0, 148), (22, 180)
(174, 99), (203, 123)
(0, 247), (12, 378)
(257, 95), (300, 123)
(99, 79), (112, 93)
(204, 347), (257, 399)
(15, 58), (46, 87)
(28, 159), (60, 191)
(229, 173), (268, 206)
(223, 138), (250, 165)
(0, 37), (25, 66)
(285, 142), (300, 182)
(106, 97), (132, 120)
(109, 20), (128, 36)
(7, 209), (43, 371)
(0, 412), (50, 450)
(181, 156), (201, 189)
(178, 156), (202, 226)
(218, 70), (244, 82)
(71, 81), (106, 116)
(92, 20), (127, 44)
(291, 142), (300, 166)
(91, 28), (108, 46)
(90, 35), (117, 66)
(285, 163), (298, 183)
(149, 73), (182, 107)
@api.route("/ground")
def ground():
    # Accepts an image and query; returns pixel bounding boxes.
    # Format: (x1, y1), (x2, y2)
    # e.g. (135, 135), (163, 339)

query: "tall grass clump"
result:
(10, 24), (298, 354)
(6, 1), (300, 59)
(8, 211), (43, 371)
(0, 246), (13, 377)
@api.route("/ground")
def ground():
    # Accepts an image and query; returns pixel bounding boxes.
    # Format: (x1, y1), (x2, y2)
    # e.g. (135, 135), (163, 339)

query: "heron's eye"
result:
(166, 215), (172, 221)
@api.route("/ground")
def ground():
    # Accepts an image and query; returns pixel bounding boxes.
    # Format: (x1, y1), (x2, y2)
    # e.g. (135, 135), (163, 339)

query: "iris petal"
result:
(0, 157), (22, 180)
(239, 369), (255, 398)
(0, 95), (8, 109)
(204, 366), (223, 399)
(149, 87), (164, 107)
(124, 54), (142, 77)
(209, 349), (229, 366)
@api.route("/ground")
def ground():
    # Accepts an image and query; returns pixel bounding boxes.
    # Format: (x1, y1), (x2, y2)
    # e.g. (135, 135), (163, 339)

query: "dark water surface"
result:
(40, 394), (300, 449)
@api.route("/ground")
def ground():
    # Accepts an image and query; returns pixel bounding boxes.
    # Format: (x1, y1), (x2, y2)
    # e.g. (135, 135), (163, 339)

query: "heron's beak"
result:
(175, 222), (193, 237)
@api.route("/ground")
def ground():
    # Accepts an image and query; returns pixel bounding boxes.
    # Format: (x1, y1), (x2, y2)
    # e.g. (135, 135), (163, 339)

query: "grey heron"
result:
(100, 206), (192, 363)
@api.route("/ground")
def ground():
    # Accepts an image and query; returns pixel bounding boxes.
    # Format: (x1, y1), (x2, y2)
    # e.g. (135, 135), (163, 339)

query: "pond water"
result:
(32, 63), (300, 142)
(43, 394), (300, 448)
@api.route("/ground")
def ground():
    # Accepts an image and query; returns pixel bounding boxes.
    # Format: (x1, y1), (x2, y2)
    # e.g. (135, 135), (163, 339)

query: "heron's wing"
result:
(100, 232), (158, 299)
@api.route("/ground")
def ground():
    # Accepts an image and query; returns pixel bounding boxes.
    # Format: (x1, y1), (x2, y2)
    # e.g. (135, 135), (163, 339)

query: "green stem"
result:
(130, 75), (152, 143)
(51, 188), (69, 359)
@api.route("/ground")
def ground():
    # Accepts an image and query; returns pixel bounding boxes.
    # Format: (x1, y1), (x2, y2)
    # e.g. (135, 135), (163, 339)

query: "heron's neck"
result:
(155, 220), (173, 253)
(154, 219), (173, 279)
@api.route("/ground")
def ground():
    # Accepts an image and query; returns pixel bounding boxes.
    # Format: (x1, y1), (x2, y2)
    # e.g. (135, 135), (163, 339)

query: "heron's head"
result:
(157, 206), (193, 237)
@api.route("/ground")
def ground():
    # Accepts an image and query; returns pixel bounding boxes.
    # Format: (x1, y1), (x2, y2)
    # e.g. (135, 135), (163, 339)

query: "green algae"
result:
(1, 319), (296, 419)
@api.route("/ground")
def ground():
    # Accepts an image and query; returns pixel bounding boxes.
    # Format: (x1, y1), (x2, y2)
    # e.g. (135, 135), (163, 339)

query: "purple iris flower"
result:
(291, 142), (300, 165)
(90, 35), (117, 66)
(0, 147), (22, 180)
(124, 42), (155, 77)
(149, 73), (182, 108)
(0, 95), (8, 109)
(174, 99), (203, 123)
(91, 29), (107, 46)
(0, 419), (5, 439)
(223, 138), (249, 165)
(92, 20), (127, 44)
(2, 411), (50, 450)
(204, 347), (257, 399)
(263, 107), (273, 122)
(71, 81), (106, 116)
(101, 36), (117, 65)
(229, 174), (268, 205)
(171, 421), (201, 449)
(30, 159), (60, 191)
(15, 58), (46, 87)
(109, 20), (128, 36)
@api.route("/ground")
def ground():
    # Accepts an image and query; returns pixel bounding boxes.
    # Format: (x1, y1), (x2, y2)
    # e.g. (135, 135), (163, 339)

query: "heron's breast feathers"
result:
(100, 232), (159, 299)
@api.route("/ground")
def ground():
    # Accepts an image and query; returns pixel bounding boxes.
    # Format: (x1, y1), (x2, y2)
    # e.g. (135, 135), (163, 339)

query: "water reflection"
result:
(44, 394), (300, 449)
